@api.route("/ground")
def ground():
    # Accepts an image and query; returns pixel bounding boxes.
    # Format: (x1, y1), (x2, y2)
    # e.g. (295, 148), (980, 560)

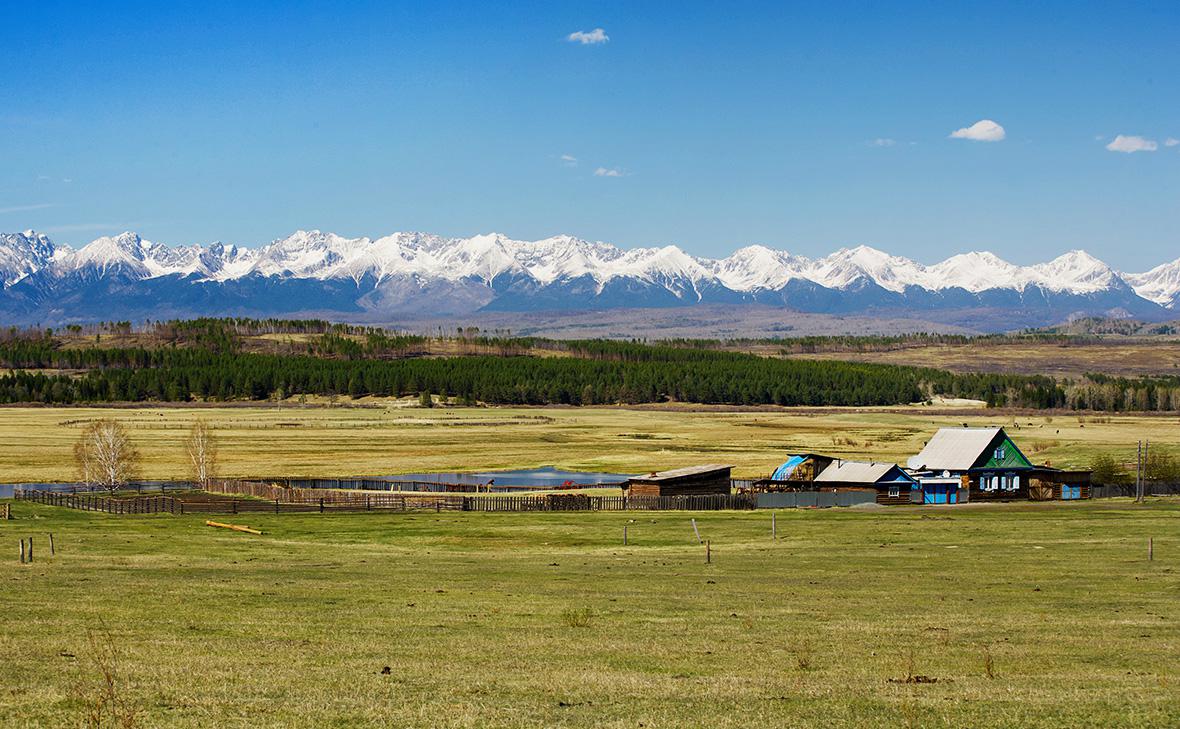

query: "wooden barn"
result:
(813, 460), (918, 505)
(624, 464), (733, 497)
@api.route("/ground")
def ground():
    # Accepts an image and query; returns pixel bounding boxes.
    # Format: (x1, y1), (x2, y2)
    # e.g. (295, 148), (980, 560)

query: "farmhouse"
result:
(905, 426), (1090, 502)
(624, 464), (732, 497)
(813, 460), (919, 505)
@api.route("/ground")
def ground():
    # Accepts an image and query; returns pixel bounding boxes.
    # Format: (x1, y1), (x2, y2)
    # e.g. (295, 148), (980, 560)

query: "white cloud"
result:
(868, 138), (896, 147)
(949, 119), (1006, 142)
(1166, 138), (1179, 148)
(0, 202), (54, 215)
(1106, 135), (1158, 153)
(560, 154), (578, 166)
(594, 167), (624, 177)
(567, 28), (609, 45)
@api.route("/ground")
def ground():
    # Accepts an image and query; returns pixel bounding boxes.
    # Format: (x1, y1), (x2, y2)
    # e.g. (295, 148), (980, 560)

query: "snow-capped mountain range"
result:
(1, 229), (1178, 329)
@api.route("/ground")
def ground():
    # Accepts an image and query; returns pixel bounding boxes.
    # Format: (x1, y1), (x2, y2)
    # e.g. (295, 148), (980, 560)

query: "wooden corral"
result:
(624, 464), (733, 497)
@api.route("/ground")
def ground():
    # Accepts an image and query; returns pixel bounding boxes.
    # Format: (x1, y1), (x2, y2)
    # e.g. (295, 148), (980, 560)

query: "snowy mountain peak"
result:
(1032, 249), (1120, 293)
(69, 232), (152, 275)
(0, 230), (58, 287)
(1125, 257), (1180, 307)
(1, 229), (1177, 317)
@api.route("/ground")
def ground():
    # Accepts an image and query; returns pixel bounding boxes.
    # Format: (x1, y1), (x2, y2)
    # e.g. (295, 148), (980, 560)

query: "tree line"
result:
(0, 321), (1177, 410)
(0, 337), (1085, 408)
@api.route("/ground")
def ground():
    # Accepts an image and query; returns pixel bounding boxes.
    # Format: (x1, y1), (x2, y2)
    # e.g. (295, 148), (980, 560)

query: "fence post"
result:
(48, 533), (55, 556)
(1149, 537), (1154, 561)
(320, 498), (324, 514)
(706, 540), (711, 564)
(27, 537), (33, 563)
(19, 539), (25, 564)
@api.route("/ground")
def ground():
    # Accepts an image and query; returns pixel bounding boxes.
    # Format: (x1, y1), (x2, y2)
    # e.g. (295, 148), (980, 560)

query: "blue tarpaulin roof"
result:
(771, 456), (807, 481)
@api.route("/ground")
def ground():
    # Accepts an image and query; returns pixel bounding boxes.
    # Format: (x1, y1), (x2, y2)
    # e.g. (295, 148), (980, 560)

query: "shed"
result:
(750, 453), (835, 492)
(814, 460), (917, 505)
(1026, 467), (1092, 501)
(625, 464), (733, 497)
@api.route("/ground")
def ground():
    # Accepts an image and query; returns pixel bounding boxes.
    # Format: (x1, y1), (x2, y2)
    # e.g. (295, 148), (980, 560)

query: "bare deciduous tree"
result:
(187, 420), (217, 489)
(75, 419), (139, 492)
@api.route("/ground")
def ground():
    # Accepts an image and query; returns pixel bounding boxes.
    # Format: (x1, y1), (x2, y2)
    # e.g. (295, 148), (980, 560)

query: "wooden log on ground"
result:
(205, 520), (263, 535)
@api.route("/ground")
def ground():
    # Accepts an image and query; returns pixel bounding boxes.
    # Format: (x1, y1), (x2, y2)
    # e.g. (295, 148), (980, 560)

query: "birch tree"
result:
(74, 419), (139, 492)
(187, 419), (217, 488)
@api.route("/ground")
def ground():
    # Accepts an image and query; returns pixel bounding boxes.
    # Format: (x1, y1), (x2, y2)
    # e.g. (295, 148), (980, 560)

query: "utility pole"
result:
(1136, 441), (1142, 503)
(1145, 440), (1150, 500)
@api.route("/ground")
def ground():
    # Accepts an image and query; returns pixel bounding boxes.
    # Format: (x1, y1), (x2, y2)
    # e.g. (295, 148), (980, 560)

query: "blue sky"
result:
(1, 1), (1177, 269)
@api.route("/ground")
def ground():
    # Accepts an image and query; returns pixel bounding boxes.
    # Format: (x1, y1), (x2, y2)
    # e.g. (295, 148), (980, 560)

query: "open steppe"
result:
(2, 499), (1177, 727)
(0, 403), (1175, 484)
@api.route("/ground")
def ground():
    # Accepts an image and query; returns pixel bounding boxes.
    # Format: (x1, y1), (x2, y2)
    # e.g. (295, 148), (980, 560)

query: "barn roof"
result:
(629, 464), (732, 482)
(906, 427), (1003, 471)
(814, 460), (914, 484)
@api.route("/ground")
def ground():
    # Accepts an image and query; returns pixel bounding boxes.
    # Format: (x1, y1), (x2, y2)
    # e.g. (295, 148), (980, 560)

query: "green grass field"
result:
(1, 404), (1176, 483)
(2, 499), (1178, 727)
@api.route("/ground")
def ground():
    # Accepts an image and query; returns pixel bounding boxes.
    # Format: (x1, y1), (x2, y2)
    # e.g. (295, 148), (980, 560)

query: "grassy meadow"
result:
(0, 403), (1176, 484)
(2, 499), (1178, 727)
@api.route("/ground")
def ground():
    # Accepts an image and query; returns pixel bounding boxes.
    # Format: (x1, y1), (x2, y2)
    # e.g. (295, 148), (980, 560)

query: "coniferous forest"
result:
(0, 319), (1176, 410)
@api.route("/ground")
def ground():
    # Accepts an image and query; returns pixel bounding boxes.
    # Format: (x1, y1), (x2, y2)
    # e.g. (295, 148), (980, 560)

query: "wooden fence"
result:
(16, 485), (755, 515)
(14, 489), (462, 515)
(16, 491), (183, 514)
(238, 476), (624, 494)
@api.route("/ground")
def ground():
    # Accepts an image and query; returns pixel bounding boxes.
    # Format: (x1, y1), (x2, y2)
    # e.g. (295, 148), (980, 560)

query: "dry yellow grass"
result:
(0, 403), (1175, 483)
(786, 341), (1180, 377)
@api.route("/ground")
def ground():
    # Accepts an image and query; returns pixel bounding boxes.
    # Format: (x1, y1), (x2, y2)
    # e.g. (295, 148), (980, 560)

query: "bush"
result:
(1090, 452), (1131, 487)
(1146, 448), (1180, 485)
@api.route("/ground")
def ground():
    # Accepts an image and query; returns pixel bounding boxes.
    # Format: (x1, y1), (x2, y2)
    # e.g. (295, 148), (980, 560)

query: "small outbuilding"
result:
(624, 464), (733, 497)
(750, 453), (836, 492)
(1026, 467), (1092, 500)
(813, 460), (918, 505)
